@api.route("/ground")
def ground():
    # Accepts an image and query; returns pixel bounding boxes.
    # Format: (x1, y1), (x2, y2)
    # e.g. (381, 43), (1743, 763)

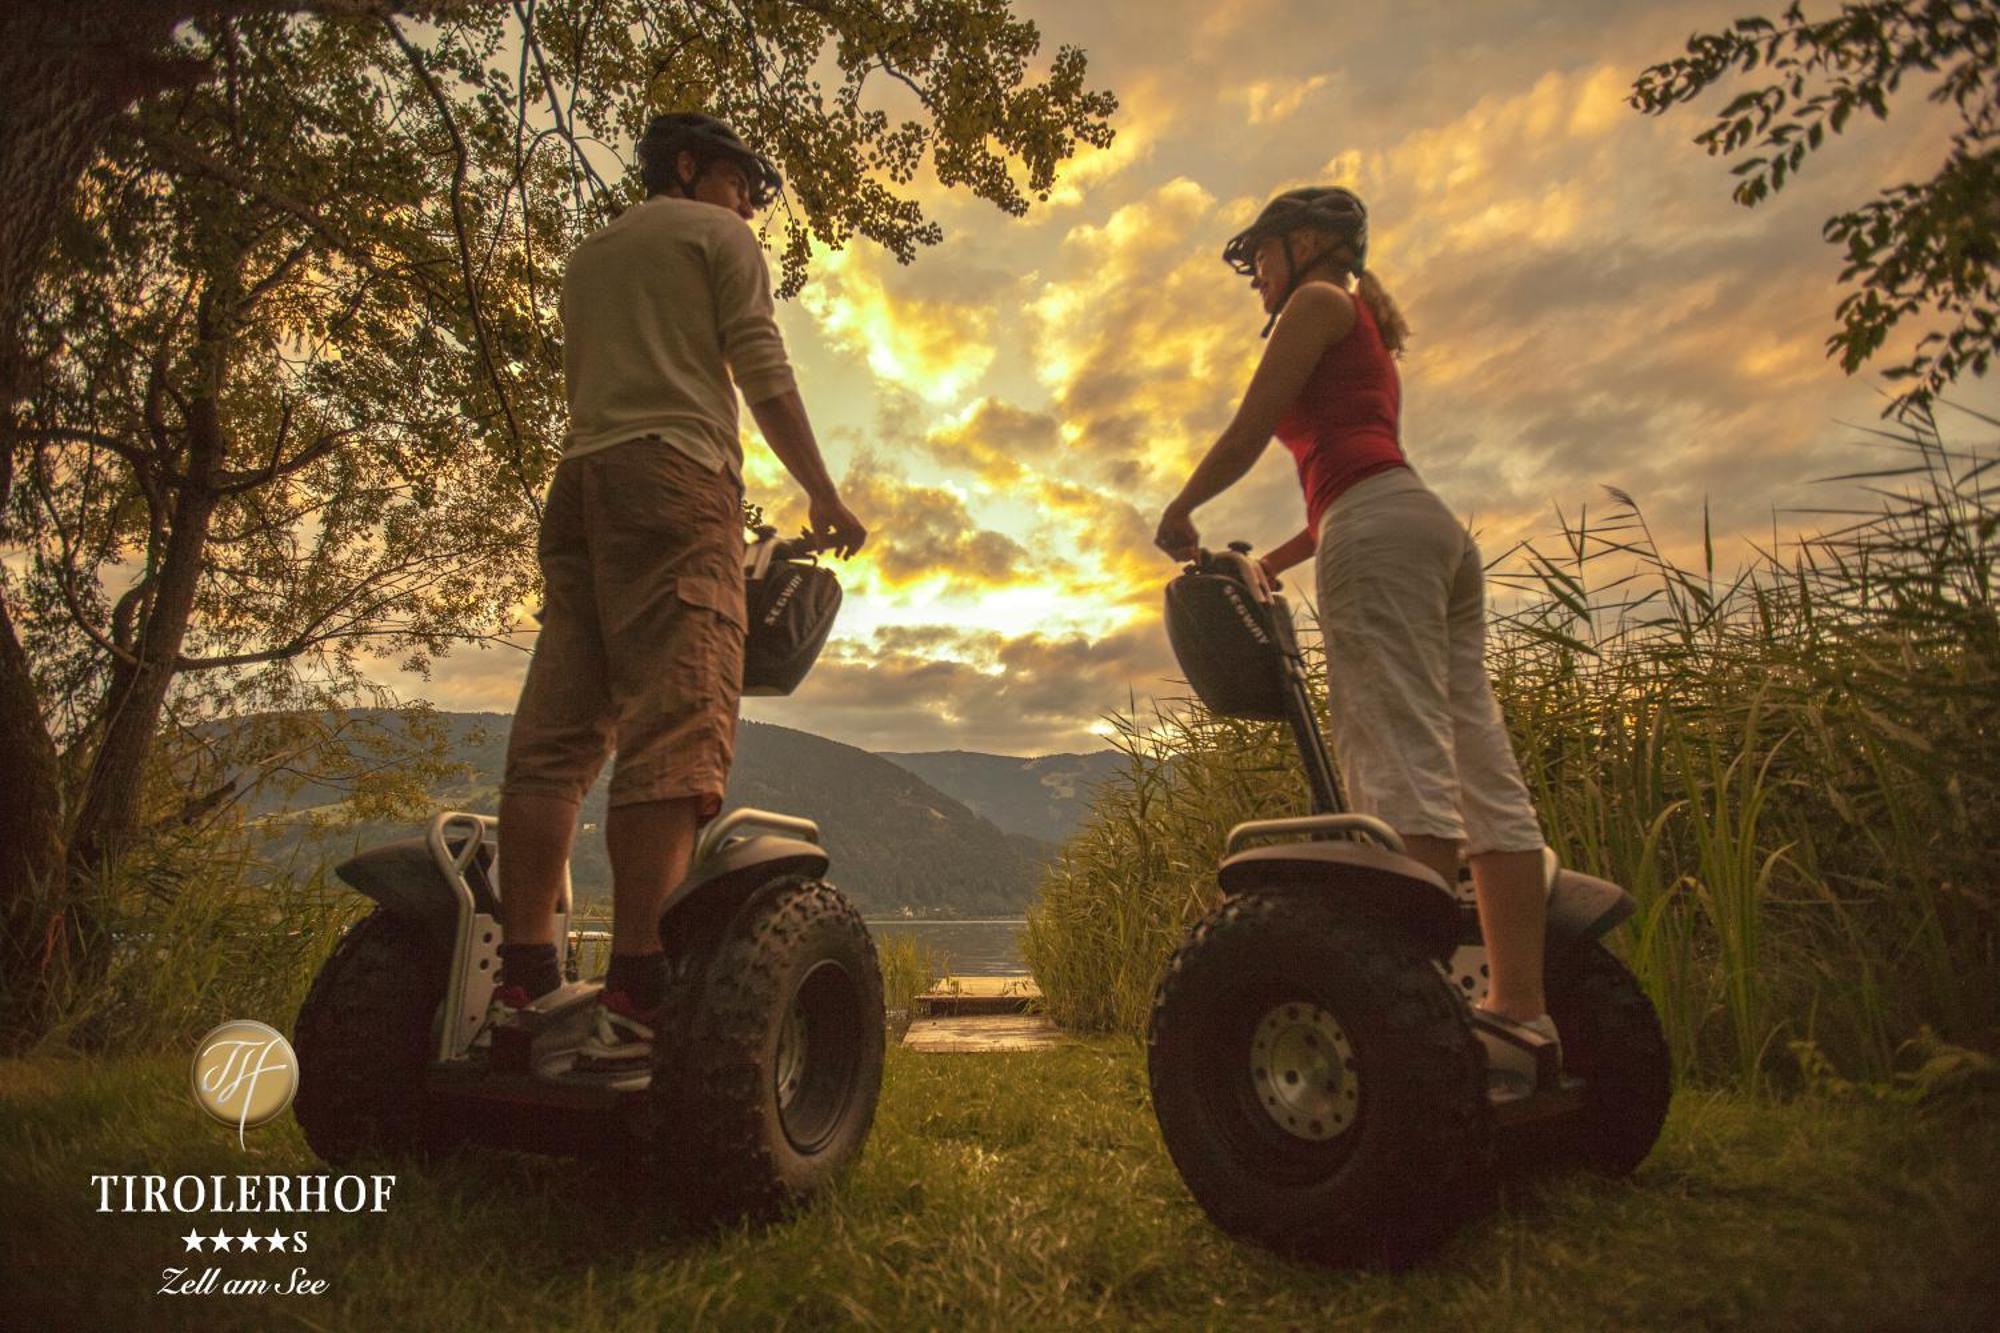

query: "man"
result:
(492, 112), (866, 1068)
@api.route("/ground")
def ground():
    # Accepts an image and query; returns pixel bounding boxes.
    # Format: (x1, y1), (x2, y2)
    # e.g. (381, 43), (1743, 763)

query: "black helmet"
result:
(637, 112), (783, 208)
(1221, 186), (1369, 277)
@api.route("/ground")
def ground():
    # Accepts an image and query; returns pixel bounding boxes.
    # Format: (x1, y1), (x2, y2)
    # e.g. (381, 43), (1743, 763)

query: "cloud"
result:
(746, 621), (1180, 754)
(833, 457), (1036, 593)
(395, 1), (2000, 758)
(1243, 74), (1331, 126)
(921, 398), (1066, 484)
(1029, 178), (1258, 487)
(1044, 77), (1170, 209)
(796, 241), (996, 405)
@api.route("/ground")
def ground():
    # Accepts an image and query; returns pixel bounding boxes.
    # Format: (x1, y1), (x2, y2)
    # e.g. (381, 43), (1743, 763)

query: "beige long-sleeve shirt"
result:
(558, 196), (798, 475)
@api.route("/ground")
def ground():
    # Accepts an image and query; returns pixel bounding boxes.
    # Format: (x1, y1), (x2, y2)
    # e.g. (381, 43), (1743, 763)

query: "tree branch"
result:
(383, 17), (539, 514)
(13, 425), (158, 476)
(215, 424), (363, 492)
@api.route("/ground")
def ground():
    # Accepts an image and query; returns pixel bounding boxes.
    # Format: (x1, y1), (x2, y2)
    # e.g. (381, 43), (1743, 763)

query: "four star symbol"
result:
(181, 1226), (301, 1254)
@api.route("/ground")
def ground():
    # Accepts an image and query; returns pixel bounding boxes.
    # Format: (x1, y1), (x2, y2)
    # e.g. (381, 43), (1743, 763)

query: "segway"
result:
(292, 528), (881, 1226)
(1145, 543), (1671, 1266)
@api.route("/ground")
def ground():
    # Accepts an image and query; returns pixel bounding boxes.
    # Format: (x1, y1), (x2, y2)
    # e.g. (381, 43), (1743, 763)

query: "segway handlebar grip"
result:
(771, 528), (847, 562)
(1187, 545), (1273, 603)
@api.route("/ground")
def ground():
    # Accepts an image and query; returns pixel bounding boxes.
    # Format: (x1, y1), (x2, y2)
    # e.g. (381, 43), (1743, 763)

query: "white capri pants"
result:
(1312, 467), (1545, 855)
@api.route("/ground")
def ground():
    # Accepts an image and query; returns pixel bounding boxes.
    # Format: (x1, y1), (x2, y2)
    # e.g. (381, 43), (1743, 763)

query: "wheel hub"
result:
(1249, 1001), (1358, 1142)
(775, 995), (808, 1110)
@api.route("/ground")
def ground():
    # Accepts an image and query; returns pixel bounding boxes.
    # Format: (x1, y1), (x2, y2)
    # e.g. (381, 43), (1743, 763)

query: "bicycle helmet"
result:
(637, 112), (783, 208)
(1222, 187), (1369, 335)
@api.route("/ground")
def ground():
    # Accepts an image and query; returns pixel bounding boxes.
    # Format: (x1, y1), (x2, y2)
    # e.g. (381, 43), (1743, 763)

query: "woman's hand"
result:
(1257, 527), (1317, 589)
(1155, 502), (1200, 562)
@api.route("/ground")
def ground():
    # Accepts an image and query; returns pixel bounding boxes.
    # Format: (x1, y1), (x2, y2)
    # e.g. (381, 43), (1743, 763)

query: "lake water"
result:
(865, 918), (1027, 977)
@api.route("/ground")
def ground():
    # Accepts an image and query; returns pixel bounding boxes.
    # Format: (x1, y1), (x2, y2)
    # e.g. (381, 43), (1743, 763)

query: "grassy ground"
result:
(2, 1042), (1994, 1331)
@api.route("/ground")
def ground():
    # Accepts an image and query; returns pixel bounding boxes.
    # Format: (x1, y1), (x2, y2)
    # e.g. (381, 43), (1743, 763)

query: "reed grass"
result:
(876, 933), (945, 1027)
(1028, 408), (1998, 1088)
(20, 829), (358, 1055)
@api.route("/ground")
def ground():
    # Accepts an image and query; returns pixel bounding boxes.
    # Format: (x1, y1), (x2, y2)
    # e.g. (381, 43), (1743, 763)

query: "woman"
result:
(1154, 186), (1558, 1099)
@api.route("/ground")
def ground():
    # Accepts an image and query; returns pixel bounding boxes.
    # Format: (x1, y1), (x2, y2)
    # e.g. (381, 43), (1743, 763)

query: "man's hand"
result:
(748, 390), (866, 556)
(1155, 502), (1200, 562)
(808, 494), (867, 559)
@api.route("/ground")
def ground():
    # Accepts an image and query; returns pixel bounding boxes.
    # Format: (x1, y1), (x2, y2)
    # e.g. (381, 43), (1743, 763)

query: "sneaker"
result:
(575, 989), (657, 1070)
(1471, 1008), (1563, 1103)
(470, 983), (536, 1051)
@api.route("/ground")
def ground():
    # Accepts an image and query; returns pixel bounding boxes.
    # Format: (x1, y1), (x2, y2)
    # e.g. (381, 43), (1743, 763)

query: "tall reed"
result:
(1031, 409), (1996, 1089)
(25, 829), (358, 1054)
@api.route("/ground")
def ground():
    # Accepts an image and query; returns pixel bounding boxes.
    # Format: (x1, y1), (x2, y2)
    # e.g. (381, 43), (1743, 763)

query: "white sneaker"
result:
(470, 984), (536, 1051)
(575, 991), (656, 1070)
(1472, 1009), (1563, 1102)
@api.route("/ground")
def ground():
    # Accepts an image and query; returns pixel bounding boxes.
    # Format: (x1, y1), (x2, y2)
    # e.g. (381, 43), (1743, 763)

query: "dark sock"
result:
(498, 943), (561, 999)
(605, 950), (667, 1015)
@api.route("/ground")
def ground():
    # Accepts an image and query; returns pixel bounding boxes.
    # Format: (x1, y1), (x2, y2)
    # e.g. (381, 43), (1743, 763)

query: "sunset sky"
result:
(400, 0), (1993, 757)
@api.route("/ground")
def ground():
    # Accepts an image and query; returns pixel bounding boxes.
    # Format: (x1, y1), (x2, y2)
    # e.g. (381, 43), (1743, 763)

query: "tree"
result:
(0, 0), (1114, 1041)
(1629, 0), (1997, 416)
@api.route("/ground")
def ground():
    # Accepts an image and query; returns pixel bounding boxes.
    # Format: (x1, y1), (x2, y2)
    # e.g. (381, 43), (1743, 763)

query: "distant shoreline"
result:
(864, 918), (1027, 927)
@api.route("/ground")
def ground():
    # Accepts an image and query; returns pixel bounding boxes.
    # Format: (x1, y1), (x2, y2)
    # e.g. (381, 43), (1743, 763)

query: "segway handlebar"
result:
(692, 807), (823, 866)
(1226, 814), (1404, 855)
(1184, 542), (1275, 602)
(751, 525), (849, 563)
(747, 525), (853, 583)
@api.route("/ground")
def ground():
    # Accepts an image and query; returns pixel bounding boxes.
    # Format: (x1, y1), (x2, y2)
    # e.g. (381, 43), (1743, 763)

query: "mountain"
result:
(248, 713), (1051, 917)
(876, 750), (1125, 843)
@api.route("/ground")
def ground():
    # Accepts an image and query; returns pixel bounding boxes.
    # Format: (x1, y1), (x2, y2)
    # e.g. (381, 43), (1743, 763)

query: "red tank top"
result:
(1274, 291), (1407, 534)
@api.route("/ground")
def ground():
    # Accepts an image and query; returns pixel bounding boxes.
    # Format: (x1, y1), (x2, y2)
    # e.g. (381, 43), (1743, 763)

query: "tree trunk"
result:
(66, 402), (225, 881)
(0, 4), (198, 1044)
(0, 7), (192, 419)
(0, 594), (65, 1046)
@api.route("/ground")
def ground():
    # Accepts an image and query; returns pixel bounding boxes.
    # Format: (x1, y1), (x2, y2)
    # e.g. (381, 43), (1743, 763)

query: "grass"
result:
(2, 1042), (1995, 1330)
(876, 933), (946, 1028)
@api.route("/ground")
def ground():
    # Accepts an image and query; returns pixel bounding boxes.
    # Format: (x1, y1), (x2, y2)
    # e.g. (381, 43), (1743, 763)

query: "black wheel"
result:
(292, 909), (448, 1164)
(656, 878), (884, 1225)
(1544, 938), (1672, 1175)
(1146, 892), (1490, 1267)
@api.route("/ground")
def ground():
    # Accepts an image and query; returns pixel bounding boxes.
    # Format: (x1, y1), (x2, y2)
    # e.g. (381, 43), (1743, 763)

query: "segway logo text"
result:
(1225, 588), (1270, 645)
(762, 573), (799, 626)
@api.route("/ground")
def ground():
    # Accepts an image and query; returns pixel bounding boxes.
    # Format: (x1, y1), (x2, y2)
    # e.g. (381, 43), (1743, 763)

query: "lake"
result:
(865, 918), (1027, 977)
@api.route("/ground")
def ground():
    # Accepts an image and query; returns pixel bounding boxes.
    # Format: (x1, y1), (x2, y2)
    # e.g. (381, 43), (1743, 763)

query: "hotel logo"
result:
(191, 1020), (298, 1147)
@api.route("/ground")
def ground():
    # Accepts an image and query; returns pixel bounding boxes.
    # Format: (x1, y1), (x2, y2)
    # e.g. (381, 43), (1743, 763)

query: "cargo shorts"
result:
(502, 439), (746, 817)
(1313, 467), (1546, 856)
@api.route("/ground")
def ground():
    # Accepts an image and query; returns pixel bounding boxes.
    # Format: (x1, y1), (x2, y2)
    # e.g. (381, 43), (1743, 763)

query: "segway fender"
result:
(1217, 841), (1460, 956)
(661, 834), (830, 927)
(334, 837), (473, 936)
(1547, 868), (1638, 945)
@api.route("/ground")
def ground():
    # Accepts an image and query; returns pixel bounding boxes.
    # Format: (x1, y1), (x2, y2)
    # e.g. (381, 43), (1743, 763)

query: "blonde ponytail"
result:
(1354, 270), (1411, 357)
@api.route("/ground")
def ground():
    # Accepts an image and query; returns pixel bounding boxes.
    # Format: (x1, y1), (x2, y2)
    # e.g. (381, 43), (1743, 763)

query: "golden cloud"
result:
(776, 620), (1180, 753)
(797, 242), (995, 405)
(921, 398), (1065, 484)
(833, 458), (1036, 594)
(1243, 74), (1331, 126)
(1045, 77), (1170, 210)
(1028, 178), (1260, 493)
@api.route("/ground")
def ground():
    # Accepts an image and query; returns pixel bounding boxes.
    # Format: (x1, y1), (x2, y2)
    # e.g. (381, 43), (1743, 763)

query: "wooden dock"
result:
(902, 975), (1063, 1052)
(913, 975), (1041, 1017)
